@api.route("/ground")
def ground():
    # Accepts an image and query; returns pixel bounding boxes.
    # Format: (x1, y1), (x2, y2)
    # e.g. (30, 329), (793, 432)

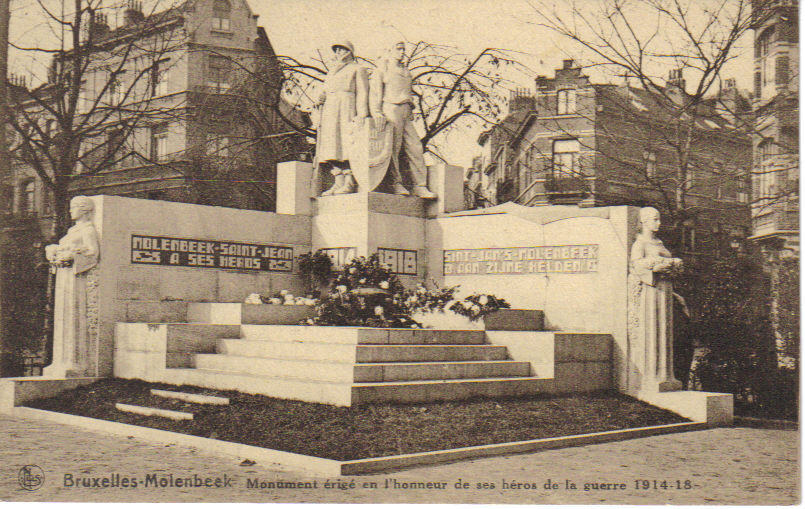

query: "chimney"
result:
(724, 78), (736, 89)
(124, 0), (145, 26)
(535, 75), (552, 91)
(667, 68), (686, 90)
(88, 11), (110, 40)
(563, 59), (574, 70)
(509, 88), (535, 112)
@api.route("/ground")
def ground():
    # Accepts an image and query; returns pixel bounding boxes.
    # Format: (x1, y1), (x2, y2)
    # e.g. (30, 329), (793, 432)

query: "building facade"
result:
(0, 0), (308, 374)
(749, 0), (799, 258)
(470, 60), (753, 257)
(2, 0), (308, 239)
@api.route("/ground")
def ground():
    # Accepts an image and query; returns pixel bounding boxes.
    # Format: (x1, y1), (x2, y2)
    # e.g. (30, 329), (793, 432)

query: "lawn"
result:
(27, 378), (688, 461)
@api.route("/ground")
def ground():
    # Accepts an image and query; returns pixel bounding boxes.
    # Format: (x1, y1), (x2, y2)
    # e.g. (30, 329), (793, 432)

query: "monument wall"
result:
(425, 204), (639, 392)
(87, 195), (312, 376)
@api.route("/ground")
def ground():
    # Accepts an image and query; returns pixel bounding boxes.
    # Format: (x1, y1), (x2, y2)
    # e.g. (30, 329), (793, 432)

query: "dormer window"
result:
(212, 0), (231, 31)
(557, 89), (576, 114)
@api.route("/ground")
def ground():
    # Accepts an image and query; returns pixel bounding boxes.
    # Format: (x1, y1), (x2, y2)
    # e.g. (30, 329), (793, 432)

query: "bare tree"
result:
(521, 0), (767, 248)
(8, 0), (188, 237)
(236, 41), (530, 162)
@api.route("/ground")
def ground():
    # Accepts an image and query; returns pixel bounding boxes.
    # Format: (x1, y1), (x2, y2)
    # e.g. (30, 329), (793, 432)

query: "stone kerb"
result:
(87, 195), (312, 377)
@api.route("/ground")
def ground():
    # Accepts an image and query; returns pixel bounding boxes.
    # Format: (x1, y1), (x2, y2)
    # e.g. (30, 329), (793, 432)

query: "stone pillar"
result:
(427, 163), (464, 215)
(276, 161), (313, 216)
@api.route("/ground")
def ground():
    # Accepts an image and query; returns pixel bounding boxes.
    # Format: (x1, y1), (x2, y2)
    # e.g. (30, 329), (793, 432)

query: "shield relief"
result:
(349, 117), (394, 192)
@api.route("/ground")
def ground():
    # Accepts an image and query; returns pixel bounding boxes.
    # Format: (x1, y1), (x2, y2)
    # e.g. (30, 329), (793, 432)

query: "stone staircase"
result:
(159, 325), (548, 405)
(114, 304), (610, 406)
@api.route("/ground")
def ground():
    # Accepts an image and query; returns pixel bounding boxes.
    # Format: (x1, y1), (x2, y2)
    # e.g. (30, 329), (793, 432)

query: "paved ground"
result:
(0, 413), (799, 504)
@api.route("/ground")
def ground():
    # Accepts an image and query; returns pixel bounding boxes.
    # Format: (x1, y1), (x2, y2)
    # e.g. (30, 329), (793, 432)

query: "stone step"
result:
(160, 369), (548, 406)
(351, 377), (552, 404)
(186, 303), (316, 325)
(360, 360), (531, 382)
(161, 368), (354, 406)
(193, 354), (531, 382)
(483, 309), (545, 331)
(150, 389), (230, 405)
(193, 354), (356, 382)
(217, 339), (509, 362)
(239, 325), (487, 345)
(115, 402), (194, 420)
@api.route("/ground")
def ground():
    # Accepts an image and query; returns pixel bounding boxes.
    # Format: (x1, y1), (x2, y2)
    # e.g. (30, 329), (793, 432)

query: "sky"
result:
(7, 0), (756, 168)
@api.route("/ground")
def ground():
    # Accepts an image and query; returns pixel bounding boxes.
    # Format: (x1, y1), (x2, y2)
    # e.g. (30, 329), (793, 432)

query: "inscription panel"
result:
(377, 248), (417, 275)
(131, 235), (294, 272)
(443, 245), (599, 275)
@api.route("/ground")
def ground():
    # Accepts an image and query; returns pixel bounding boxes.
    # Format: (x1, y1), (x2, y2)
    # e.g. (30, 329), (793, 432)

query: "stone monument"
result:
(313, 40), (437, 198)
(315, 40), (368, 196)
(628, 207), (684, 393)
(43, 196), (101, 377)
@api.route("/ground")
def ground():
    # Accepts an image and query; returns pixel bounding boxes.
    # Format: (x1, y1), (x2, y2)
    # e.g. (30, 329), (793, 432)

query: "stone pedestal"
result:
(276, 161), (314, 216)
(312, 192), (428, 284)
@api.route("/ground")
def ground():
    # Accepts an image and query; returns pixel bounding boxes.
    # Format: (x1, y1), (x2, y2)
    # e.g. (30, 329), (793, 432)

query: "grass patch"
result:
(27, 378), (688, 461)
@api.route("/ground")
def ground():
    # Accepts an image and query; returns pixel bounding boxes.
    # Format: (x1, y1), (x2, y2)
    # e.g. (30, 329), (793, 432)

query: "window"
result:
(758, 26), (775, 86)
(150, 124), (169, 161)
(552, 139), (580, 178)
(106, 128), (127, 166)
(682, 226), (696, 252)
(207, 55), (231, 92)
(152, 60), (169, 96)
(212, 0), (231, 31)
(758, 137), (776, 163)
(206, 133), (230, 157)
(643, 151), (657, 178)
(19, 180), (35, 214)
(775, 56), (789, 85)
(108, 70), (126, 105)
(1, 184), (13, 212)
(557, 89), (576, 114)
(737, 178), (749, 204)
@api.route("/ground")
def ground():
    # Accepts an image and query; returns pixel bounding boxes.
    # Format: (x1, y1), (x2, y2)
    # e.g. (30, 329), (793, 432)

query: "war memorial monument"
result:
(0, 40), (732, 475)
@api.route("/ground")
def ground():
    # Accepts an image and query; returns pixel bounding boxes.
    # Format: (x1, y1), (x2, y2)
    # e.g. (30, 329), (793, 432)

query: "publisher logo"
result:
(18, 465), (44, 491)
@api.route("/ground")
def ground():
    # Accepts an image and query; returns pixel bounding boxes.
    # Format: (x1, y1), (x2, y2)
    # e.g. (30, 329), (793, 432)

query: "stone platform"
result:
(112, 304), (612, 406)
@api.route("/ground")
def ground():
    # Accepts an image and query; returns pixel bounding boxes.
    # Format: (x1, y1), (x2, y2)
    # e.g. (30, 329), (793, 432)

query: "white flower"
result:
(269, 297), (282, 305)
(359, 278), (367, 284)
(349, 268), (357, 274)
(410, 323), (419, 329)
(280, 289), (289, 296)
(374, 306), (384, 316)
(462, 301), (472, 310)
(478, 295), (489, 306)
(284, 294), (295, 300)
(417, 286), (427, 295)
(244, 293), (262, 305)
(470, 304), (481, 315)
(304, 298), (317, 305)
(305, 318), (314, 325)
(336, 285), (348, 294)
(379, 280), (390, 289)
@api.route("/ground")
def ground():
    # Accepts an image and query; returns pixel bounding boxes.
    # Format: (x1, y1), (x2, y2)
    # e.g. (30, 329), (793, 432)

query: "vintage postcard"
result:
(0, 0), (799, 504)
